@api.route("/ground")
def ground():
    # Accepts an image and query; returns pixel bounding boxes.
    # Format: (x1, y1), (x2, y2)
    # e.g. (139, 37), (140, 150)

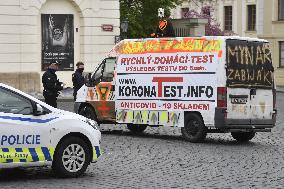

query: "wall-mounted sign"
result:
(101, 24), (114, 32)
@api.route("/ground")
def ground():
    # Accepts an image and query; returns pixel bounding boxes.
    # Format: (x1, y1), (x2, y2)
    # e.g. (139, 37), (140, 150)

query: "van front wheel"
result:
(181, 114), (207, 143)
(231, 131), (255, 142)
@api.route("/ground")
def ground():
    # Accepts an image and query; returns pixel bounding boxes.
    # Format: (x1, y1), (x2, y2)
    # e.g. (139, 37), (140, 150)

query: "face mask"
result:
(48, 68), (56, 73)
(78, 68), (84, 72)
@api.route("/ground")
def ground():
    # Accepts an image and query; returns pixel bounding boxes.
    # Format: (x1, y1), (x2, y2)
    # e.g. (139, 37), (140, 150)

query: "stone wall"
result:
(0, 72), (40, 93)
(0, 0), (120, 91)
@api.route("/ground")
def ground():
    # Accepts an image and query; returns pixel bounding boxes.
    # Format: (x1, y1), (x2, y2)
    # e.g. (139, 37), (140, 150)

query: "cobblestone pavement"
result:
(1, 93), (284, 189)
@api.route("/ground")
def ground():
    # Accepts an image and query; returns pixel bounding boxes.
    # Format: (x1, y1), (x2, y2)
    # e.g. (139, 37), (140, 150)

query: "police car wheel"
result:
(181, 113), (207, 143)
(231, 131), (255, 142)
(52, 137), (91, 178)
(127, 124), (147, 134)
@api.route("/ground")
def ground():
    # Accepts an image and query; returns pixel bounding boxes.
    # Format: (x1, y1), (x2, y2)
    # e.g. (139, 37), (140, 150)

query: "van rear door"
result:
(226, 39), (275, 127)
(250, 89), (274, 125)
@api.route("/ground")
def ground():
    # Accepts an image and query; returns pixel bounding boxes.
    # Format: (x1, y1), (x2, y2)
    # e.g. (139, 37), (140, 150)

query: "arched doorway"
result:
(39, 0), (82, 87)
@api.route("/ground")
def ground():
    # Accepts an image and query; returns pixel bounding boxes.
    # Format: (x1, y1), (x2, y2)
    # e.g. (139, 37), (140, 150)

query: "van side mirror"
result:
(85, 73), (93, 87)
(87, 73), (92, 80)
(84, 73), (92, 86)
(94, 73), (103, 85)
(34, 104), (44, 116)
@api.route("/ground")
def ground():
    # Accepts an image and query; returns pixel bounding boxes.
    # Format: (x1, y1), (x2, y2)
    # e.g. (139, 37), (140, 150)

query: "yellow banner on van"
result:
(115, 38), (222, 55)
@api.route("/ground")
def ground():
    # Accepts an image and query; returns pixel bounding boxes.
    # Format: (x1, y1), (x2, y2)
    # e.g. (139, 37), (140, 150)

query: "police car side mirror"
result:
(34, 104), (44, 116)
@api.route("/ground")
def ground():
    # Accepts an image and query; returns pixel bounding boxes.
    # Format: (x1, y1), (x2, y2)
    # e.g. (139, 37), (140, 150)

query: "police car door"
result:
(0, 87), (50, 164)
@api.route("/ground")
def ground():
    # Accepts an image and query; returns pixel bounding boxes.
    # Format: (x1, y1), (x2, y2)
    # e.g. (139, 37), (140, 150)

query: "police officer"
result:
(72, 61), (85, 101)
(42, 62), (64, 108)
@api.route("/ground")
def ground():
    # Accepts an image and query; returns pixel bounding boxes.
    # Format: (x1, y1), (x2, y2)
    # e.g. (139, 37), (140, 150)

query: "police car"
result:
(0, 83), (101, 178)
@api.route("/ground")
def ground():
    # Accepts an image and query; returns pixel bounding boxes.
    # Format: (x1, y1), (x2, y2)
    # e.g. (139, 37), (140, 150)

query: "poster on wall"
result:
(41, 14), (74, 71)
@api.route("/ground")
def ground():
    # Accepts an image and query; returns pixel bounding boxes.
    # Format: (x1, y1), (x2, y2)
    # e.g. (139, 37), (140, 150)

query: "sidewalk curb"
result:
(277, 90), (284, 93)
(39, 98), (74, 102)
(276, 86), (284, 93)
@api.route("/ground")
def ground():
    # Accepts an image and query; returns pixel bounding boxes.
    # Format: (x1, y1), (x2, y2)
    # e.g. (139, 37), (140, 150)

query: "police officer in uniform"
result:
(72, 61), (85, 101)
(42, 62), (64, 108)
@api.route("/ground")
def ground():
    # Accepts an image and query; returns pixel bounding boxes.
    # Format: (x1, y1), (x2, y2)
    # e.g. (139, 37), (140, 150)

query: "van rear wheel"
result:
(127, 124), (147, 134)
(181, 113), (207, 143)
(231, 131), (255, 142)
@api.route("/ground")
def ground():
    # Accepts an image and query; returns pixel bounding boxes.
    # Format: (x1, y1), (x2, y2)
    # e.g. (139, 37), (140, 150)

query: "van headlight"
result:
(86, 119), (99, 130)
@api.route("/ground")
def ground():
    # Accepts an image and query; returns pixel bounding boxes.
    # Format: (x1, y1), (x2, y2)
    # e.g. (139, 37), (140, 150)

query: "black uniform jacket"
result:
(72, 69), (85, 92)
(42, 69), (63, 97)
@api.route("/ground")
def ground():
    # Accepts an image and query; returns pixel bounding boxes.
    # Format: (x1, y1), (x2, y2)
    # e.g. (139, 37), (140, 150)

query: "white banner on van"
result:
(116, 74), (216, 101)
(116, 73), (216, 110)
(116, 51), (219, 127)
(117, 52), (219, 74)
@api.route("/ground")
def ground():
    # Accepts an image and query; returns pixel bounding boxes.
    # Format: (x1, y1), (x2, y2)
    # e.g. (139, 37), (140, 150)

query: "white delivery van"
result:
(0, 83), (101, 177)
(75, 36), (276, 143)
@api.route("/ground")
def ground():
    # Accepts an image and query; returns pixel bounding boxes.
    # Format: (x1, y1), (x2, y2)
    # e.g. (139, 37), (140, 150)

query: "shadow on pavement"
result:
(0, 167), (96, 181)
(100, 130), (261, 147)
(0, 167), (54, 181)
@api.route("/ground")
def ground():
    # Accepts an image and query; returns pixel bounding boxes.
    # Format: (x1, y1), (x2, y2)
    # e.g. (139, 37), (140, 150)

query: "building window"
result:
(224, 6), (233, 31)
(181, 8), (189, 18)
(279, 0), (284, 20)
(247, 5), (256, 31)
(202, 6), (211, 16)
(280, 42), (284, 67)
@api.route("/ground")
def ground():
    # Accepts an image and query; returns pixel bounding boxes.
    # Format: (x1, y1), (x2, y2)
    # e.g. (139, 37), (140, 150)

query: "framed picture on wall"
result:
(41, 14), (74, 71)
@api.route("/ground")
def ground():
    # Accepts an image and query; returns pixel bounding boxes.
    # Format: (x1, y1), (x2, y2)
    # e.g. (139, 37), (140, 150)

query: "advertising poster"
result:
(116, 52), (218, 111)
(115, 38), (222, 127)
(41, 14), (74, 71)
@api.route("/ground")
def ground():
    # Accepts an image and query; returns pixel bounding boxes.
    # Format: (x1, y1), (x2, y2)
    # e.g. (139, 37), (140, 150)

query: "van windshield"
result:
(104, 58), (116, 73)
(226, 39), (274, 89)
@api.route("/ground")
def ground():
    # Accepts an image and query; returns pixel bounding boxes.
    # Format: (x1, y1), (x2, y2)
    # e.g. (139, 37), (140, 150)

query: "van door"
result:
(249, 41), (275, 125)
(250, 88), (274, 125)
(90, 58), (116, 122)
(227, 89), (251, 125)
(226, 40), (274, 127)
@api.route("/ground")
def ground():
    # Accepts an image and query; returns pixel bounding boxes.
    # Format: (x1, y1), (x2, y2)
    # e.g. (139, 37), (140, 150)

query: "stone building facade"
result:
(0, 0), (120, 92)
(172, 0), (284, 86)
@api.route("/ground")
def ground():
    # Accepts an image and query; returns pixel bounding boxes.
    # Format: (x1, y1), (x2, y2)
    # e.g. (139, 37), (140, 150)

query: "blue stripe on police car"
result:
(0, 116), (58, 123)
